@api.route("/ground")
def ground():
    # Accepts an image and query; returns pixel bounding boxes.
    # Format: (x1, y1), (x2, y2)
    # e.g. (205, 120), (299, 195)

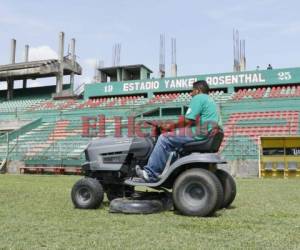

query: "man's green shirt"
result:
(185, 93), (221, 140)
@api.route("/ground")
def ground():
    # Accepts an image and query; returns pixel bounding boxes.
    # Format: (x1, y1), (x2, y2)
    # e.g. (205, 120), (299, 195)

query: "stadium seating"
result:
(6, 119), (88, 165)
(88, 96), (147, 107)
(149, 91), (233, 105)
(1, 87), (299, 115)
(0, 95), (50, 112)
(232, 85), (300, 100)
(219, 110), (299, 157)
(28, 95), (148, 111)
(2, 113), (130, 169)
(0, 91), (234, 114)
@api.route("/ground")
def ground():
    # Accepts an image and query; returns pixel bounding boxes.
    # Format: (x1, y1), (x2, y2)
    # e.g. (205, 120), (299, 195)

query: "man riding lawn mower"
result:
(71, 81), (236, 216)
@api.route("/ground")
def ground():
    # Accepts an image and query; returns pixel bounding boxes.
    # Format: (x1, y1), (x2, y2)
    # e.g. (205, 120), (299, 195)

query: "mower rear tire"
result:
(216, 169), (236, 208)
(173, 168), (223, 217)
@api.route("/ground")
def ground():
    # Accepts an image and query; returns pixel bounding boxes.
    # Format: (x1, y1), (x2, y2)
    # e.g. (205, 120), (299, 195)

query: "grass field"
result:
(0, 175), (300, 250)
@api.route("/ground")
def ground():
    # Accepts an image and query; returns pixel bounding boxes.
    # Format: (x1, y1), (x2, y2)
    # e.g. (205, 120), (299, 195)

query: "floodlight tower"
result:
(159, 34), (165, 78)
(171, 38), (177, 77)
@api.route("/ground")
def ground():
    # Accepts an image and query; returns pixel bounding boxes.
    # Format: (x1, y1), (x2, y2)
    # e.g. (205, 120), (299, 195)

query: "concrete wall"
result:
(6, 160), (25, 174)
(219, 160), (259, 177)
(0, 120), (31, 131)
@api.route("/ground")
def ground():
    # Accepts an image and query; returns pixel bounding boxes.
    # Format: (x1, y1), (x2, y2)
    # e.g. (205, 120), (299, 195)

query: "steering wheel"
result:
(145, 120), (158, 127)
(144, 120), (161, 140)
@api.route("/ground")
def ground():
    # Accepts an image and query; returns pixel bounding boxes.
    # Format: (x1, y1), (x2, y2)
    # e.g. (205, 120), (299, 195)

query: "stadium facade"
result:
(0, 64), (299, 178)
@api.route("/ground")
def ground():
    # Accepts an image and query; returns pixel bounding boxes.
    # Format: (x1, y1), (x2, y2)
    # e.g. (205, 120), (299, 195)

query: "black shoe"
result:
(124, 177), (148, 185)
(131, 177), (148, 183)
(135, 165), (150, 181)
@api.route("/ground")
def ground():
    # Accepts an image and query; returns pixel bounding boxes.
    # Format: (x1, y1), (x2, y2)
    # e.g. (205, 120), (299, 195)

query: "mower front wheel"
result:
(71, 177), (104, 209)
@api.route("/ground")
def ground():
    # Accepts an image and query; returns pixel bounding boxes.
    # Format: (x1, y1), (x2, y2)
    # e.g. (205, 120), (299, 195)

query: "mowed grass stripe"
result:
(0, 175), (299, 249)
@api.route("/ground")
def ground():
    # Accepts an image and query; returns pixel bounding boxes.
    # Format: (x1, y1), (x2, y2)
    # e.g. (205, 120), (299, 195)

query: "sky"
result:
(0, 0), (300, 89)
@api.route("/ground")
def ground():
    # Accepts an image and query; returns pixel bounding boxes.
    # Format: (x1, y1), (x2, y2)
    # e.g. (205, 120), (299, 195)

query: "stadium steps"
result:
(7, 122), (55, 159)
(8, 117), (123, 166)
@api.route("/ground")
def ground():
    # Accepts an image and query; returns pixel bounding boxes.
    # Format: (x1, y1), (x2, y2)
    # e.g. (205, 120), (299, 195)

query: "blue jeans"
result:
(144, 132), (194, 182)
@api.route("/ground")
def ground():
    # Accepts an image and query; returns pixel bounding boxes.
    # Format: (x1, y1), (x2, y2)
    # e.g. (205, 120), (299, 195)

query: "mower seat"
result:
(182, 129), (224, 153)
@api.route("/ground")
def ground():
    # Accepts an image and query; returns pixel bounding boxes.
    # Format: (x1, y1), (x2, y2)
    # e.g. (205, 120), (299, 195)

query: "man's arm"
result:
(160, 117), (195, 131)
(160, 95), (203, 131)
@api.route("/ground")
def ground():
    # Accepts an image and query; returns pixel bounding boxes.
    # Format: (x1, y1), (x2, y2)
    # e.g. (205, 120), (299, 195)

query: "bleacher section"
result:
(5, 119), (88, 173)
(2, 95), (148, 112)
(0, 91), (231, 113)
(220, 110), (299, 160)
(3, 86), (293, 114)
(1, 109), (129, 173)
(2, 91), (298, 174)
(0, 96), (49, 112)
(233, 85), (300, 100)
(151, 91), (233, 104)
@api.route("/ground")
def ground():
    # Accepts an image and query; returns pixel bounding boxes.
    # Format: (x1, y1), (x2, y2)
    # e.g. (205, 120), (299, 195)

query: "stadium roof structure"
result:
(98, 64), (153, 74)
(96, 64), (153, 82)
(0, 58), (82, 81)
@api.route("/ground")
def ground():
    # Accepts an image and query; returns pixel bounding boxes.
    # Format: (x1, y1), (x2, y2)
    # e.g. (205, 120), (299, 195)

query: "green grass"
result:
(0, 175), (300, 250)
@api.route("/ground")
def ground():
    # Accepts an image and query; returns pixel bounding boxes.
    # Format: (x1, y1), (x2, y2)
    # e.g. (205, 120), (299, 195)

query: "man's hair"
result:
(193, 80), (209, 94)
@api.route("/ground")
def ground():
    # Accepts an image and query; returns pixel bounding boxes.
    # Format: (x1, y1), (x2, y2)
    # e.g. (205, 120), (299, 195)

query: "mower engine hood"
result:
(84, 136), (154, 171)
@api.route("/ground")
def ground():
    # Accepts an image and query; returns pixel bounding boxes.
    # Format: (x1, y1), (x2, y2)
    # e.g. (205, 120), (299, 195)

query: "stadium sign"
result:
(206, 73), (266, 85)
(84, 67), (300, 98)
(123, 78), (197, 92)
